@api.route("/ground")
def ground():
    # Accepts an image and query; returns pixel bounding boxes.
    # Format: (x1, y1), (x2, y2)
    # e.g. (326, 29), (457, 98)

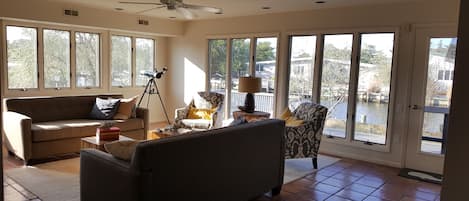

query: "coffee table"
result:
(81, 135), (133, 152)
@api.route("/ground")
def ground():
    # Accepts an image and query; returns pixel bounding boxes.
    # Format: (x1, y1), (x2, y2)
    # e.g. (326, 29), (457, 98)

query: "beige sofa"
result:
(2, 94), (149, 165)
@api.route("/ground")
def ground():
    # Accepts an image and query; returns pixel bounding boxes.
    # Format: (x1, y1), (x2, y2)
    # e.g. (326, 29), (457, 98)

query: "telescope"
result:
(142, 67), (168, 79)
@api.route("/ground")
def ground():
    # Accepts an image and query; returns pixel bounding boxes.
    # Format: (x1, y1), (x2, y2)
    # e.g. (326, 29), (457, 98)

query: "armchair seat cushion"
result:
(180, 119), (211, 129)
(31, 119), (144, 142)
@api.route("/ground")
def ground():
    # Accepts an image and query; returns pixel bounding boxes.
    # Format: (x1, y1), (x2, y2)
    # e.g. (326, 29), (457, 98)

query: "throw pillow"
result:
(113, 95), (139, 120)
(104, 140), (140, 161)
(187, 106), (215, 120)
(279, 108), (304, 127)
(89, 97), (121, 120)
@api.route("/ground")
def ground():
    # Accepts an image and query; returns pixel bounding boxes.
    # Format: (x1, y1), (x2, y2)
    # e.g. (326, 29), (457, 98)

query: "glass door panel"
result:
(353, 33), (395, 145)
(320, 34), (353, 138)
(420, 38), (456, 154)
(288, 35), (316, 109)
(230, 38), (251, 117)
(255, 37), (277, 115)
(208, 39), (227, 93)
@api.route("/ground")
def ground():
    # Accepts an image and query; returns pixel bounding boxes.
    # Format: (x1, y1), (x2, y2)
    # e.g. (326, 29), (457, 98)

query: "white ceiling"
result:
(47, 0), (423, 21)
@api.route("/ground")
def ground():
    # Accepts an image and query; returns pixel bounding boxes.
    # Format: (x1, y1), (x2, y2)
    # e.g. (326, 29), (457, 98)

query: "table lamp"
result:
(237, 76), (262, 113)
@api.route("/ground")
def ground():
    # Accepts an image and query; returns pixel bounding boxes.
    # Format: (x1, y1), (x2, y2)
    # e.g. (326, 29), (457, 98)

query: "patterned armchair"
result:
(284, 102), (328, 169)
(174, 92), (224, 129)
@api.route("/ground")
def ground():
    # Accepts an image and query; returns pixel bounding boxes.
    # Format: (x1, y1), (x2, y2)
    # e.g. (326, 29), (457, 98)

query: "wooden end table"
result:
(81, 135), (133, 152)
(233, 110), (271, 121)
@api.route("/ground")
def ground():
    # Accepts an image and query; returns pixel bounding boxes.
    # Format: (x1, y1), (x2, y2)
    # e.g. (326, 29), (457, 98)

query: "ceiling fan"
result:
(118, 0), (223, 19)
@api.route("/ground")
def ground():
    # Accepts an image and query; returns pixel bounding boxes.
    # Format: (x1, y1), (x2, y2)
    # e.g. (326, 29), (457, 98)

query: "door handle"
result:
(410, 105), (420, 110)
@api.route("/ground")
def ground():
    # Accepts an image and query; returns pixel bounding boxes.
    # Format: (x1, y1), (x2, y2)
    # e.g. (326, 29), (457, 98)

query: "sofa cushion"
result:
(180, 119), (211, 129)
(31, 119), (145, 142)
(89, 98), (121, 120)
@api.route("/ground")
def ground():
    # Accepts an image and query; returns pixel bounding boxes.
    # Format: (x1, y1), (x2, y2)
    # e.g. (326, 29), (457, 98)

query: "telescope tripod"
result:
(137, 78), (171, 124)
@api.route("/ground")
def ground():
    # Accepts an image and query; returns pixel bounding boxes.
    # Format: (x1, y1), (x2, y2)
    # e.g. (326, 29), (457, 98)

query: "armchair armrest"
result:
(80, 149), (140, 201)
(3, 111), (33, 162)
(135, 107), (149, 137)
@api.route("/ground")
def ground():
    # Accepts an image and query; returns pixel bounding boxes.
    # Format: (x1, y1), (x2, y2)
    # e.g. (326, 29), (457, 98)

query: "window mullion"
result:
(132, 37), (136, 87)
(313, 34), (324, 104)
(250, 37), (256, 76)
(225, 38), (233, 119)
(38, 27), (44, 90)
(347, 32), (362, 142)
(70, 31), (76, 89)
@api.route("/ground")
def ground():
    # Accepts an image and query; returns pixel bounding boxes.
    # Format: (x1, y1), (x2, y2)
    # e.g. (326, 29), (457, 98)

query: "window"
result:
(208, 39), (227, 93)
(6, 26), (38, 89)
(230, 38), (251, 116)
(255, 37), (278, 114)
(75, 32), (100, 88)
(288, 35), (316, 108)
(43, 29), (71, 88)
(135, 38), (155, 86)
(320, 34), (353, 139)
(353, 33), (394, 144)
(111, 36), (132, 87)
(208, 35), (279, 119)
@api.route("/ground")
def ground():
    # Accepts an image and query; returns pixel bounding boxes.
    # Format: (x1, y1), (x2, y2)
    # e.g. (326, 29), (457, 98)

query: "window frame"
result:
(110, 33), (157, 88)
(286, 28), (399, 152)
(42, 28), (72, 89)
(2, 20), (105, 95)
(4, 24), (40, 91)
(206, 33), (280, 119)
(74, 31), (102, 89)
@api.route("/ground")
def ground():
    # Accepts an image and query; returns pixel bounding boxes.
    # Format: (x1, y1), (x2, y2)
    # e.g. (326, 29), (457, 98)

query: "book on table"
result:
(97, 127), (120, 141)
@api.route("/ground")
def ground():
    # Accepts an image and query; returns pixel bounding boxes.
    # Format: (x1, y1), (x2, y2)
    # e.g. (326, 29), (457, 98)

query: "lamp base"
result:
(238, 93), (255, 113)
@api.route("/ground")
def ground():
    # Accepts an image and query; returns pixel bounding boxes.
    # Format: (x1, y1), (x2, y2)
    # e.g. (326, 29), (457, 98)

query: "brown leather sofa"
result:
(80, 119), (285, 201)
(3, 94), (149, 165)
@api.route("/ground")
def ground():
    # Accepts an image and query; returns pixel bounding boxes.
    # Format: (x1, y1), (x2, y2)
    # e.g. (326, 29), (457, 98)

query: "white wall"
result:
(167, 0), (460, 167)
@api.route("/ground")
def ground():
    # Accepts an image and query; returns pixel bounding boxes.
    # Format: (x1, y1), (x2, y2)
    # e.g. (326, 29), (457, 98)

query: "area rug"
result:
(284, 155), (340, 184)
(5, 157), (80, 201)
(5, 155), (339, 200)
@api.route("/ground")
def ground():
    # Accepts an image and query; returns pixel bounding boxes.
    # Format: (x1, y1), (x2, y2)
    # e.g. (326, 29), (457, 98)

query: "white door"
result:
(405, 25), (457, 174)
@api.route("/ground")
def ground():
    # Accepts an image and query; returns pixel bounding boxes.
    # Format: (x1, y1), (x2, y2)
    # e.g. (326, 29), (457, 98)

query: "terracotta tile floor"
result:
(254, 158), (441, 201)
(2, 122), (442, 200)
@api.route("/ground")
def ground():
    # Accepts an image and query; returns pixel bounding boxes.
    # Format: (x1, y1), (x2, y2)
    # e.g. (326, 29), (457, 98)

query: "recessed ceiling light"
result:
(215, 11), (223, 15)
(114, 7), (124, 11)
(315, 1), (326, 4)
(262, 6), (271, 10)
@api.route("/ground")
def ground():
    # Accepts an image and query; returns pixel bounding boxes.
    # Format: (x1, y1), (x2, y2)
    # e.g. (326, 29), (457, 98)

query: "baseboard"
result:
(319, 150), (402, 168)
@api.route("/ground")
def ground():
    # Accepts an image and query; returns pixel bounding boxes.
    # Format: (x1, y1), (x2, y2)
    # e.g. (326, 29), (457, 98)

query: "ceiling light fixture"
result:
(261, 6), (271, 10)
(315, 1), (326, 4)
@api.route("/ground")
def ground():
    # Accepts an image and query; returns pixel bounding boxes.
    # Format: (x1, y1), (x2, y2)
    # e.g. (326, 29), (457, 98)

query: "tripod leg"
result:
(152, 79), (171, 125)
(137, 78), (152, 108)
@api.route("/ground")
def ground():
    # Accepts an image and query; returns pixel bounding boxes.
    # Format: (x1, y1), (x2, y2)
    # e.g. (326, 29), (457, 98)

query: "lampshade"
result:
(238, 77), (261, 93)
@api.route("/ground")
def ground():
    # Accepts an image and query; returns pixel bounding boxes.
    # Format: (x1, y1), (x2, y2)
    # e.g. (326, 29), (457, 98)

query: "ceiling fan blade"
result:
(176, 7), (196, 20)
(136, 5), (165, 14)
(119, 1), (163, 5)
(182, 4), (222, 13)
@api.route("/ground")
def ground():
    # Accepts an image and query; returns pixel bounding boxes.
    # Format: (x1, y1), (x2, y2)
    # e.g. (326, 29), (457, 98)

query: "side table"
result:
(81, 135), (133, 152)
(233, 110), (271, 121)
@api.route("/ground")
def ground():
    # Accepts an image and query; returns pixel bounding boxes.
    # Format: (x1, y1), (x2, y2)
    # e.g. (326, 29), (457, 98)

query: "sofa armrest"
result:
(135, 107), (149, 137)
(3, 111), (33, 162)
(80, 149), (140, 201)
